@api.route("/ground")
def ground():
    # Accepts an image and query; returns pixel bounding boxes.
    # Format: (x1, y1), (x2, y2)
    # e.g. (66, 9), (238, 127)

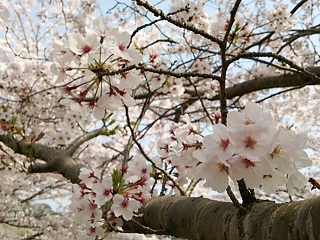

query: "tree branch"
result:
(218, 66), (320, 100)
(124, 195), (320, 240)
(135, 0), (223, 47)
(0, 134), (82, 183)
(65, 126), (114, 156)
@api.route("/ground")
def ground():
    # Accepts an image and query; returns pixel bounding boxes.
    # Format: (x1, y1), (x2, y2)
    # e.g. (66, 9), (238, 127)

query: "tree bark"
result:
(125, 195), (320, 240)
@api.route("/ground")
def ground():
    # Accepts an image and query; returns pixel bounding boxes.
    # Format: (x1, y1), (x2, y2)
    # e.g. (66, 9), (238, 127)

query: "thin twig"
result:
(124, 106), (186, 196)
(226, 186), (247, 212)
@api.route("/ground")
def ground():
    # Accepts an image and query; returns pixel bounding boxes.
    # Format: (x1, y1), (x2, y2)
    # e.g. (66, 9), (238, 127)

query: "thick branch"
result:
(0, 134), (82, 183)
(172, 66), (320, 122)
(125, 195), (320, 240)
(0, 134), (60, 162)
(0, 126), (120, 183)
(219, 66), (320, 100)
(65, 126), (113, 156)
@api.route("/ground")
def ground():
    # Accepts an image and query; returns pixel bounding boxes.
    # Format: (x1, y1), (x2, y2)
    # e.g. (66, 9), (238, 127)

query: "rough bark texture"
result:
(124, 195), (320, 240)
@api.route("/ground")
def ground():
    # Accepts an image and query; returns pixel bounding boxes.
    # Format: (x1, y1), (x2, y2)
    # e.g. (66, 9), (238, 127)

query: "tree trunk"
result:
(126, 195), (320, 240)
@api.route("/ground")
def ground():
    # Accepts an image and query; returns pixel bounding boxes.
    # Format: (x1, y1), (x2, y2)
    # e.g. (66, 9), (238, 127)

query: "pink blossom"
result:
(79, 168), (100, 188)
(286, 169), (306, 195)
(80, 224), (105, 240)
(170, 84), (185, 98)
(50, 61), (71, 83)
(126, 155), (152, 181)
(202, 123), (233, 161)
(228, 101), (275, 134)
(294, 150), (312, 169)
(97, 88), (135, 112)
(157, 137), (176, 158)
(50, 39), (75, 63)
(117, 71), (141, 89)
(91, 178), (113, 206)
(69, 33), (101, 64)
(268, 128), (297, 173)
(173, 145), (200, 169)
(229, 155), (273, 189)
(194, 157), (230, 193)
(70, 195), (101, 224)
(229, 128), (271, 161)
(261, 169), (287, 194)
(111, 194), (141, 221)
(150, 75), (166, 90)
(111, 29), (143, 64)
(86, 18), (108, 40)
(92, 105), (106, 120)
(267, 4), (296, 32)
(227, 103), (276, 160)
(269, 129), (311, 174)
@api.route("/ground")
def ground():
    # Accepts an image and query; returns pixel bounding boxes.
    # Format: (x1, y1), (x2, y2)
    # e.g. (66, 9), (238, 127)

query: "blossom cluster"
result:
(49, 19), (143, 120)
(70, 156), (152, 239)
(157, 102), (311, 195)
(170, 0), (206, 23)
(266, 4), (296, 32)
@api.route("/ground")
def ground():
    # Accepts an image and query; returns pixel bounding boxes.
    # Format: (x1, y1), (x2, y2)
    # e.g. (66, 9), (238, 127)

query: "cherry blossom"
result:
(150, 75), (166, 90)
(229, 128), (271, 161)
(111, 194), (141, 221)
(92, 105), (107, 120)
(78, 224), (105, 240)
(261, 169), (287, 195)
(286, 169), (307, 195)
(201, 123), (232, 161)
(193, 157), (230, 193)
(126, 155), (152, 182)
(85, 18), (109, 41)
(69, 33), (102, 64)
(97, 88), (135, 112)
(157, 137), (176, 158)
(78, 168), (101, 188)
(69, 195), (101, 224)
(267, 4), (296, 32)
(227, 102), (277, 160)
(188, 102), (311, 194)
(69, 162), (153, 235)
(203, 80), (220, 98)
(117, 71), (141, 89)
(268, 128), (298, 173)
(50, 61), (72, 83)
(228, 101), (275, 134)
(170, 83), (185, 98)
(91, 177), (113, 206)
(50, 39), (75, 63)
(110, 29), (143, 64)
(229, 155), (273, 189)
(170, 0), (205, 23)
